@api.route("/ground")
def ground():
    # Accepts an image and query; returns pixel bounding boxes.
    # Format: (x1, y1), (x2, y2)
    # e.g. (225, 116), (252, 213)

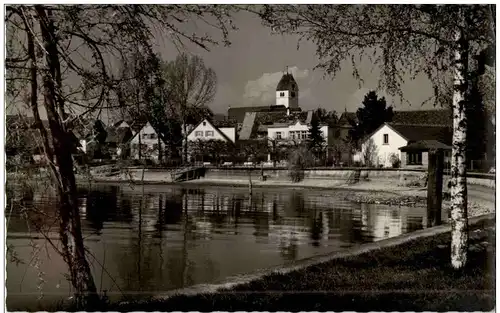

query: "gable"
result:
(187, 119), (233, 142)
(369, 124), (407, 142)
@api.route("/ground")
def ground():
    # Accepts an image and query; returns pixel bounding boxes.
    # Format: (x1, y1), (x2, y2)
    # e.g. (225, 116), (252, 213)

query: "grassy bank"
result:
(105, 218), (495, 312)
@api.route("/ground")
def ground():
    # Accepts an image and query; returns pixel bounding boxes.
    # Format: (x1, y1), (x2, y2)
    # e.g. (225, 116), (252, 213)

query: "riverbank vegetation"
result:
(101, 218), (495, 312)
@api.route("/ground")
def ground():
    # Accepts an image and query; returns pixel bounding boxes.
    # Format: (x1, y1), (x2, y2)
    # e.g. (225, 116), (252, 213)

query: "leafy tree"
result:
(465, 73), (495, 166)
(308, 116), (326, 163)
(315, 108), (338, 126)
(256, 4), (495, 269)
(162, 53), (218, 164)
(349, 91), (393, 147)
(361, 138), (378, 167)
(6, 4), (237, 307)
(288, 144), (315, 182)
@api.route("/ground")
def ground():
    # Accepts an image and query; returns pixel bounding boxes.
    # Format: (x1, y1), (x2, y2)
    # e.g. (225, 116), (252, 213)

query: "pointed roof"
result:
(186, 118), (234, 143)
(276, 73), (298, 91)
(399, 140), (452, 152)
(365, 122), (452, 146)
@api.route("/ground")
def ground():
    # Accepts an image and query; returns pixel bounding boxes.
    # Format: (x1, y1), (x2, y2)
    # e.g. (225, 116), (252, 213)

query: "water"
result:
(6, 183), (435, 310)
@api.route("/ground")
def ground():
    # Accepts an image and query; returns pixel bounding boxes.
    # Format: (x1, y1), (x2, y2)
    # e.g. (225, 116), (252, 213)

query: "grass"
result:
(100, 218), (495, 312)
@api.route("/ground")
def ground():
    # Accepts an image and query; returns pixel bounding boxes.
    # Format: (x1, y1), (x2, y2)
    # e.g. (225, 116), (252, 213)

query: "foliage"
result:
(389, 153), (401, 168)
(188, 139), (234, 164)
(255, 4), (495, 269)
(256, 5), (494, 105)
(465, 76), (495, 162)
(161, 53), (218, 163)
(348, 91), (393, 147)
(314, 108), (338, 126)
(6, 4), (239, 307)
(238, 140), (268, 164)
(362, 138), (378, 167)
(288, 145), (315, 182)
(307, 116), (326, 162)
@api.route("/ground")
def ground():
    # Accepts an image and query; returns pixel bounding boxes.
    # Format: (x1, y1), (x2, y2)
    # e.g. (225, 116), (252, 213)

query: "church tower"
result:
(275, 69), (299, 109)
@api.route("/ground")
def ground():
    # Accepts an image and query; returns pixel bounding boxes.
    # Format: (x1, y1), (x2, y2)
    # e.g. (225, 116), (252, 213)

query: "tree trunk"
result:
(36, 6), (98, 308)
(183, 122), (188, 164)
(427, 149), (443, 227)
(248, 170), (253, 194)
(138, 133), (142, 160)
(158, 136), (162, 165)
(450, 25), (469, 269)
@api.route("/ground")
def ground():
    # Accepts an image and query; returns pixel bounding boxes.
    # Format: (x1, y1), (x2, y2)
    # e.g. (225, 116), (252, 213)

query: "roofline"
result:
(186, 118), (233, 143)
(362, 122), (409, 144)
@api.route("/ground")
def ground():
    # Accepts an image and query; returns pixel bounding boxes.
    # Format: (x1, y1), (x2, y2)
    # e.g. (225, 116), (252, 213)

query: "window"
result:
(195, 131), (203, 137)
(383, 134), (389, 144)
(290, 131), (296, 140)
(407, 152), (423, 165)
(301, 130), (308, 139)
(142, 133), (148, 139)
(150, 133), (157, 139)
(275, 132), (282, 139)
(205, 130), (214, 137)
(291, 91), (296, 98)
(280, 92), (285, 97)
(203, 121), (206, 126)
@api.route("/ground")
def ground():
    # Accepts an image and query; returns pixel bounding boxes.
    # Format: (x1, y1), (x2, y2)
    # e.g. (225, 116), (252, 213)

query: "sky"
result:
(7, 8), (442, 121)
(151, 10), (439, 115)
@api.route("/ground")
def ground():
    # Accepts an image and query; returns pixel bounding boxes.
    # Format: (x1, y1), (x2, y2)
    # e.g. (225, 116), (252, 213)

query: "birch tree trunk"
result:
(450, 24), (469, 269)
(36, 6), (99, 307)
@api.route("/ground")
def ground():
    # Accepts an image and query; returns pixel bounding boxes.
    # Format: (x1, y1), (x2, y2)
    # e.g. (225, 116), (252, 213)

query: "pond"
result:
(6, 183), (435, 310)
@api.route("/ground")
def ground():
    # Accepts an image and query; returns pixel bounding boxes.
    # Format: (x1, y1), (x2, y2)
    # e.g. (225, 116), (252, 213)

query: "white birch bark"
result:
(450, 25), (469, 269)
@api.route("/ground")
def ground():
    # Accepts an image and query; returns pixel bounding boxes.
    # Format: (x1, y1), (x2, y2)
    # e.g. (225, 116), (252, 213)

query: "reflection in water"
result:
(6, 184), (439, 310)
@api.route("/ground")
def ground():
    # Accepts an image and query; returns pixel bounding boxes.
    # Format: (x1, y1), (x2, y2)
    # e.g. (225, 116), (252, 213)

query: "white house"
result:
(356, 123), (452, 168)
(130, 122), (163, 161)
(186, 118), (236, 143)
(267, 120), (330, 144)
(265, 111), (334, 162)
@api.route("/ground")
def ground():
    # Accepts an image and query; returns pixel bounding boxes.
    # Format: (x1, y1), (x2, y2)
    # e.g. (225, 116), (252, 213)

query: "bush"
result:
(288, 146), (314, 182)
(389, 153), (401, 168)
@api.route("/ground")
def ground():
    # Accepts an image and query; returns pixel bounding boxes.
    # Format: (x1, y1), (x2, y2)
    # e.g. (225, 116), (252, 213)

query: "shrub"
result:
(389, 153), (401, 168)
(288, 146), (314, 182)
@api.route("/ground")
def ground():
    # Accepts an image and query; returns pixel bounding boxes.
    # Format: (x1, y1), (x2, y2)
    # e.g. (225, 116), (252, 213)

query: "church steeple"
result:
(276, 71), (299, 109)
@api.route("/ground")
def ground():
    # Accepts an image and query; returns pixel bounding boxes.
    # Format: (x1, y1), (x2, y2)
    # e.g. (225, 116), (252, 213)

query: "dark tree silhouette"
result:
(349, 91), (393, 147)
(308, 116), (326, 163)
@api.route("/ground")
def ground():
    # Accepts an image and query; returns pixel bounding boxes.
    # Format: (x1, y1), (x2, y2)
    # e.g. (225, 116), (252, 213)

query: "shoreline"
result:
(113, 213), (495, 312)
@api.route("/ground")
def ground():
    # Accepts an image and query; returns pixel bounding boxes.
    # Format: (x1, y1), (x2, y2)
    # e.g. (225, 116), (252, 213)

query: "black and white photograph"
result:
(3, 3), (496, 311)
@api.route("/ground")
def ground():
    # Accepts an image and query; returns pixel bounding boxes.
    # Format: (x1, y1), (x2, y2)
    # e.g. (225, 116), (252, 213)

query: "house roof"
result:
(276, 73), (298, 91)
(338, 112), (357, 126)
(391, 109), (452, 126)
(212, 118), (237, 128)
(228, 105), (301, 123)
(399, 140), (452, 152)
(338, 109), (452, 129)
(186, 118), (233, 143)
(388, 123), (453, 145)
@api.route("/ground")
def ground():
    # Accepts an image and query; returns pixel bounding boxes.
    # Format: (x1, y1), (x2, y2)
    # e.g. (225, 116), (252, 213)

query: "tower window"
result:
(280, 92), (285, 97)
(292, 83), (296, 89)
(291, 91), (296, 98)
